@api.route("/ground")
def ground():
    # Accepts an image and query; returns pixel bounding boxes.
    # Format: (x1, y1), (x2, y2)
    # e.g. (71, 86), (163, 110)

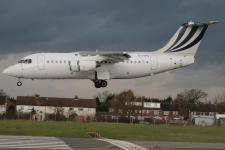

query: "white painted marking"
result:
(99, 138), (148, 150)
(0, 135), (72, 150)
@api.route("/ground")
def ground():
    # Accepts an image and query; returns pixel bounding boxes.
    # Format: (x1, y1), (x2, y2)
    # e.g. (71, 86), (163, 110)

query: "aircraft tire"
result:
(94, 81), (101, 88)
(101, 80), (107, 87)
(17, 81), (22, 86)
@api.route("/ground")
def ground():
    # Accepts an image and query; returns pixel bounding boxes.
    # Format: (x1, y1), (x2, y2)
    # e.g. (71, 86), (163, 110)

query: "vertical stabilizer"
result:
(157, 21), (218, 56)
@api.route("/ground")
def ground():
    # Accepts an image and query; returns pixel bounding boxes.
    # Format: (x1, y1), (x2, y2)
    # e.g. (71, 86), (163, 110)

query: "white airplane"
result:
(2, 21), (217, 88)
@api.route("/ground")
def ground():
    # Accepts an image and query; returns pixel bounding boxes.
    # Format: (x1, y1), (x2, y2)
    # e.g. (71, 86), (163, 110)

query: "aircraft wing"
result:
(79, 51), (131, 62)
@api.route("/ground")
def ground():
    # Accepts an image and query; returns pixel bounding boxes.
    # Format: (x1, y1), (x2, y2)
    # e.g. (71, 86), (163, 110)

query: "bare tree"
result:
(175, 89), (207, 104)
(214, 93), (225, 104)
(96, 91), (112, 102)
(174, 89), (207, 119)
(111, 90), (136, 119)
(213, 93), (225, 113)
(96, 91), (114, 112)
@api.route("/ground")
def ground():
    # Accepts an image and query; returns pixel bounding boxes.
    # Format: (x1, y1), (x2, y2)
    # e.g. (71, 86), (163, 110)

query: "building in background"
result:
(0, 96), (7, 115)
(16, 96), (96, 121)
(107, 101), (181, 123)
(216, 114), (225, 127)
(191, 115), (215, 126)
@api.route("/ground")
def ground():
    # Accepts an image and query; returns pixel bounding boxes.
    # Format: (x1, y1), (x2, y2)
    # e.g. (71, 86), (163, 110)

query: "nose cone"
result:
(2, 65), (22, 77)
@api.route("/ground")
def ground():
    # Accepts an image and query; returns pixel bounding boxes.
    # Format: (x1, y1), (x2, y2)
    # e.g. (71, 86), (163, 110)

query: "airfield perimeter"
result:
(0, 120), (225, 150)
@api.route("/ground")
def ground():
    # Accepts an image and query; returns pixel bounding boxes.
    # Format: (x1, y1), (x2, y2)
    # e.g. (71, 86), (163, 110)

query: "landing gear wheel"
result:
(101, 80), (107, 87)
(94, 80), (108, 88)
(17, 81), (22, 86)
(94, 81), (101, 88)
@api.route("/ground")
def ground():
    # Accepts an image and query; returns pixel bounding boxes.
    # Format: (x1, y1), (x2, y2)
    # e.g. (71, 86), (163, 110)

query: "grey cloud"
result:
(0, 1), (224, 53)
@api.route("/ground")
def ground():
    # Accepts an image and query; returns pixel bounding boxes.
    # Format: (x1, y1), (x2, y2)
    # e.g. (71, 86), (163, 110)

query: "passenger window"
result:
(47, 60), (49, 63)
(55, 61), (58, 63)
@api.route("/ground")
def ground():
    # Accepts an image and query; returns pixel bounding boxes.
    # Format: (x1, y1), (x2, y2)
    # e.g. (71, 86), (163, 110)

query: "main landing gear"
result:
(17, 81), (22, 86)
(94, 80), (108, 88)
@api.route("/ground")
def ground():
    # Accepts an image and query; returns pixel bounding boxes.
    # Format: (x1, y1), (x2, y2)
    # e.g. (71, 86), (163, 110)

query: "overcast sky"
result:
(0, 0), (224, 100)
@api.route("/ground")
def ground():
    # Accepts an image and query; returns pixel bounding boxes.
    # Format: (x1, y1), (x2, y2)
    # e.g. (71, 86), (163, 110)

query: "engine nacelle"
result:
(78, 60), (97, 71)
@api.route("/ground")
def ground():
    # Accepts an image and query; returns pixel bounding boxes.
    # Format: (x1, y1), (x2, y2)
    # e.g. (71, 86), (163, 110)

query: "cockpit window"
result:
(18, 59), (32, 64)
(18, 60), (24, 63)
(28, 59), (32, 63)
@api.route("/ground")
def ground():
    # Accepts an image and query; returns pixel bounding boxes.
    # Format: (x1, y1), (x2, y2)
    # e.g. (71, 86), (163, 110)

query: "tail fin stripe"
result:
(173, 27), (204, 51)
(170, 26), (198, 50)
(169, 25), (208, 52)
(157, 20), (217, 55)
(167, 26), (187, 50)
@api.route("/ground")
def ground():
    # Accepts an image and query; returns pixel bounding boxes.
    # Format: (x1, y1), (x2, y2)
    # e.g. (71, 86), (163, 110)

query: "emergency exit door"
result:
(37, 55), (45, 70)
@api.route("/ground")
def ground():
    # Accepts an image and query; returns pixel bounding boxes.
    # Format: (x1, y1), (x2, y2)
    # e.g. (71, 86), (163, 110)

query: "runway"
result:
(0, 135), (225, 150)
(133, 141), (225, 149)
(0, 135), (72, 150)
(0, 135), (130, 150)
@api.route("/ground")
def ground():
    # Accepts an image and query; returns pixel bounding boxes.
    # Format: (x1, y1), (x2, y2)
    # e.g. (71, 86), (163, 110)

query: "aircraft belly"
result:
(109, 64), (151, 79)
(23, 66), (94, 79)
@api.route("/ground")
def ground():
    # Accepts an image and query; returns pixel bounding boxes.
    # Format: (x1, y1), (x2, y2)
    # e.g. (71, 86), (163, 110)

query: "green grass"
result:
(155, 148), (225, 150)
(0, 120), (225, 143)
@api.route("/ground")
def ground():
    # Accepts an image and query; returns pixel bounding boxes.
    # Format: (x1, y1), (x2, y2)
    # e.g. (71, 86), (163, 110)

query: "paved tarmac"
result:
(0, 135), (225, 150)
(0, 135), (123, 150)
(133, 141), (225, 149)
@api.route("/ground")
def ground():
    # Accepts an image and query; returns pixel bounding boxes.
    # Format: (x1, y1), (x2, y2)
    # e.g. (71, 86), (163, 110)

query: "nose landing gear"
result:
(17, 81), (22, 86)
(94, 80), (108, 88)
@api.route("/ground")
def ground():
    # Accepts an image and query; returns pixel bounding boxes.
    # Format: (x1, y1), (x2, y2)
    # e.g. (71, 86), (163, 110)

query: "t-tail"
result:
(157, 20), (218, 57)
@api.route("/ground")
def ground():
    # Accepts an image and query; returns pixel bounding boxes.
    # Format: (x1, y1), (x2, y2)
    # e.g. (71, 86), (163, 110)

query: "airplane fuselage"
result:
(5, 52), (194, 80)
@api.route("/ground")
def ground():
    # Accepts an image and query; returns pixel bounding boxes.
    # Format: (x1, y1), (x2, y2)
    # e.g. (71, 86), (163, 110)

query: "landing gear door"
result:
(37, 55), (45, 70)
(96, 71), (110, 80)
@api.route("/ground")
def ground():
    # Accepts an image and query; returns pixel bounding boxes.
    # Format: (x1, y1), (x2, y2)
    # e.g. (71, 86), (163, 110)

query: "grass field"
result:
(0, 120), (225, 143)
(168, 149), (218, 150)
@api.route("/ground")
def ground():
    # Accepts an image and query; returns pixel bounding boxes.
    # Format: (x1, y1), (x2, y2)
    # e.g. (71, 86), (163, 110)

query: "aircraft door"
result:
(20, 62), (24, 77)
(151, 56), (158, 70)
(37, 55), (45, 70)
(69, 54), (80, 72)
